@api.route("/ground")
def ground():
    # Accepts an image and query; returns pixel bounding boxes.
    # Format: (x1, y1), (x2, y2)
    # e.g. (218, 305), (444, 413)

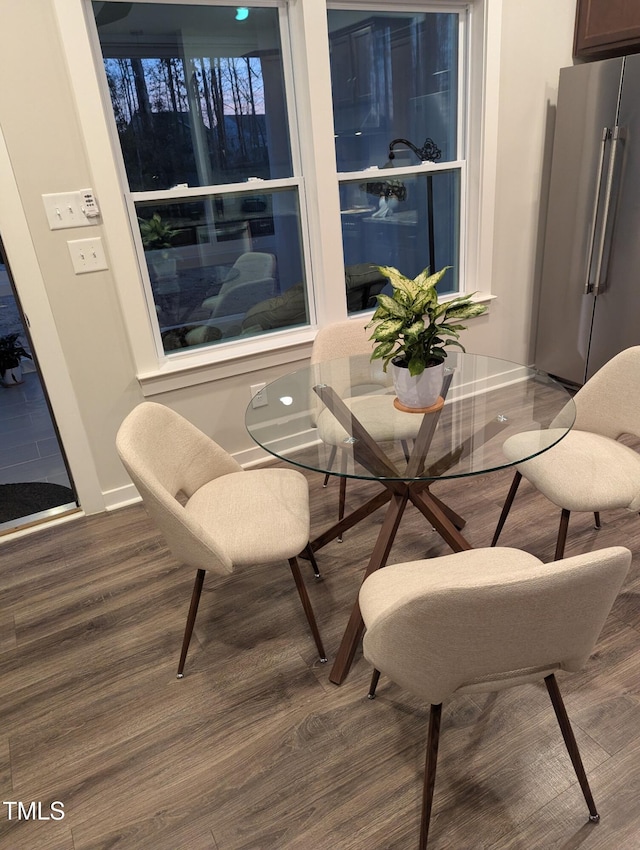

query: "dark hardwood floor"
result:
(1, 462), (640, 849)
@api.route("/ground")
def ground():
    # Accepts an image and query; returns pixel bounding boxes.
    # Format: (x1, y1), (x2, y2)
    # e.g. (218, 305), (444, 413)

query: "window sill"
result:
(137, 326), (317, 396)
(462, 290), (495, 306)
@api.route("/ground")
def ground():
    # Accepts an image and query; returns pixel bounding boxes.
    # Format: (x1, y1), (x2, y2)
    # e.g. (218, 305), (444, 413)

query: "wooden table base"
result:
(310, 374), (477, 685)
(326, 482), (472, 685)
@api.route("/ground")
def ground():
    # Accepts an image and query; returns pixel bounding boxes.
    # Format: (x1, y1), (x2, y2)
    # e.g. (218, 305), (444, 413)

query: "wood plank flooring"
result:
(1, 462), (640, 849)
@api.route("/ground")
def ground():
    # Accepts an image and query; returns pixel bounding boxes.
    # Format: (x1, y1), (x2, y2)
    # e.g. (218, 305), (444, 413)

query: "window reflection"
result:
(327, 9), (460, 312)
(339, 170), (460, 301)
(136, 191), (308, 352)
(328, 10), (458, 173)
(94, 2), (310, 354)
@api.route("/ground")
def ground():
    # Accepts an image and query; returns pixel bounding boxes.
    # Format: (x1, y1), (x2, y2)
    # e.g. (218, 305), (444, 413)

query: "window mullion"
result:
(287, 0), (349, 325)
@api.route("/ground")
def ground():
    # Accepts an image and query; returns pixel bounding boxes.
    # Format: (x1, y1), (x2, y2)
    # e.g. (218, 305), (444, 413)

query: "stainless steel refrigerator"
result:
(534, 54), (640, 386)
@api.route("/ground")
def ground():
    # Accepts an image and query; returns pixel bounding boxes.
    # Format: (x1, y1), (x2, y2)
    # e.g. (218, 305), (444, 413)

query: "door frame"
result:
(0, 125), (104, 515)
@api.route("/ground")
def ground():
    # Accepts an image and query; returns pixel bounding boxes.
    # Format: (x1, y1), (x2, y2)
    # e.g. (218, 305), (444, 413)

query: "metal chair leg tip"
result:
(367, 693), (376, 700)
(319, 656), (328, 664)
(314, 574), (323, 581)
(589, 814), (600, 823)
(176, 672), (184, 679)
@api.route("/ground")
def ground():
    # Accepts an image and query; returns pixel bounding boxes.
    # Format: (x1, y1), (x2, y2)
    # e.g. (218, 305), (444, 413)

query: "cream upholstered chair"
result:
(185, 253), (277, 344)
(116, 401), (326, 677)
(310, 318), (375, 364)
(360, 545), (631, 849)
(201, 251), (276, 318)
(492, 346), (640, 560)
(310, 320), (417, 523)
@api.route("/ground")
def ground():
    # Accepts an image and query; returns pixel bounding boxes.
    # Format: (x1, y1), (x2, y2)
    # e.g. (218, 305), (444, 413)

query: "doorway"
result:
(0, 237), (78, 532)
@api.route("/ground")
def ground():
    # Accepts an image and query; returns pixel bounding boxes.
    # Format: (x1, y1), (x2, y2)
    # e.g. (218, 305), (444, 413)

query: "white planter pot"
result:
(151, 258), (177, 280)
(1, 364), (24, 387)
(391, 359), (444, 410)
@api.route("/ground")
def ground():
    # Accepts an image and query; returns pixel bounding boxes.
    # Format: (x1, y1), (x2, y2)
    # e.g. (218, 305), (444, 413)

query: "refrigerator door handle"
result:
(584, 127), (611, 294)
(593, 125), (625, 296)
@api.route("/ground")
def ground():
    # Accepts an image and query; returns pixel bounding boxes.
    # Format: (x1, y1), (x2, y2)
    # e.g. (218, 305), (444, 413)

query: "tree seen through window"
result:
(105, 55), (269, 190)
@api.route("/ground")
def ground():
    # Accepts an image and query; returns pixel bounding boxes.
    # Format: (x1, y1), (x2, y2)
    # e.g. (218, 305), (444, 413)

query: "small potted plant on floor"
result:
(0, 332), (32, 387)
(367, 266), (487, 410)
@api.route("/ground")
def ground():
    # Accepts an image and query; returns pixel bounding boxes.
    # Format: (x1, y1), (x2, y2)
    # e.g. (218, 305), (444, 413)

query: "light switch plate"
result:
(43, 189), (100, 230)
(67, 238), (108, 274)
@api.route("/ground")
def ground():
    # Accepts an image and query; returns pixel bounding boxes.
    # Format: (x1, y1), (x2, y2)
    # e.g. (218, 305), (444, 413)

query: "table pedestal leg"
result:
(409, 488), (473, 553)
(425, 488), (466, 530)
(329, 491), (409, 684)
(329, 483), (473, 685)
(309, 489), (392, 552)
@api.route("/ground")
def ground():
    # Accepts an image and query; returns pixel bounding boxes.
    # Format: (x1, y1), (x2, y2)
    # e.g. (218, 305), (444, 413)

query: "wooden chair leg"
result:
(420, 704), (443, 850)
(303, 544), (321, 580)
(544, 674), (599, 822)
(323, 445), (337, 487)
(367, 668), (381, 699)
(491, 471), (522, 546)
(338, 476), (347, 522)
(288, 557), (327, 662)
(337, 450), (348, 539)
(177, 568), (206, 679)
(594, 511), (601, 530)
(554, 508), (571, 561)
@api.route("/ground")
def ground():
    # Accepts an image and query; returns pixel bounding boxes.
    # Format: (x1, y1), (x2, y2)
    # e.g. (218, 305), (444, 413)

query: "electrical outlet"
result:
(250, 382), (268, 408)
(67, 237), (108, 274)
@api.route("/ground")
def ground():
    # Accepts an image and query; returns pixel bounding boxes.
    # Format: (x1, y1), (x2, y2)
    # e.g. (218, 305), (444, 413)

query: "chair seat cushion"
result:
(185, 468), (310, 565)
(317, 394), (421, 446)
(504, 429), (640, 511)
(241, 283), (307, 332)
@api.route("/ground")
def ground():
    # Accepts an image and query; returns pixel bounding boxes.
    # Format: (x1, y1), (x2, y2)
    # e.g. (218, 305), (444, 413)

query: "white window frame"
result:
(53, 0), (500, 394)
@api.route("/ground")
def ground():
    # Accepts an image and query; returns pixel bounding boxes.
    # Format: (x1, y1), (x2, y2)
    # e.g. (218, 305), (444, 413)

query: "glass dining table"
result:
(245, 351), (576, 684)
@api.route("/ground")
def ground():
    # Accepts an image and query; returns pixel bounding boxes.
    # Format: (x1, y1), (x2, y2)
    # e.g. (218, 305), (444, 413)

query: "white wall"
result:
(0, 0), (576, 512)
(0, 0), (143, 511)
(475, 0), (577, 363)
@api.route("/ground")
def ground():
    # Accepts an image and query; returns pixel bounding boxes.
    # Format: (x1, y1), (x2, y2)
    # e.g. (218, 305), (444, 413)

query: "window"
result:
(327, 8), (463, 308)
(93, 2), (310, 354)
(89, 1), (474, 366)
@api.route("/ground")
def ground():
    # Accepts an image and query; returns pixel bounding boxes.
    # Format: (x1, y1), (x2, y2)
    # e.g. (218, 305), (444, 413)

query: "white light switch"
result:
(43, 189), (100, 230)
(67, 237), (108, 274)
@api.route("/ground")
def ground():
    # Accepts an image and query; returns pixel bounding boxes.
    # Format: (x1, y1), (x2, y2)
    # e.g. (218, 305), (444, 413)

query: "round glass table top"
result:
(245, 352), (576, 482)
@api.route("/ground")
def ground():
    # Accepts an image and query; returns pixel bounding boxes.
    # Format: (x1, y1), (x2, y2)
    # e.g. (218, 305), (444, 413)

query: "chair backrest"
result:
(209, 252), (277, 318)
(360, 546), (630, 705)
(309, 320), (382, 423)
(572, 346), (640, 439)
(116, 402), (241, 574)
(310, 319), (372, 365)
(229, 252), (276, 285)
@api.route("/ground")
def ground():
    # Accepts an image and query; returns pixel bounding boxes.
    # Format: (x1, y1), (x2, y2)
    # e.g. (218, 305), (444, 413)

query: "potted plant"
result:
(138, 212), (178, 279)
(0, 332), (32, 387)
(367, 266), (487, 410)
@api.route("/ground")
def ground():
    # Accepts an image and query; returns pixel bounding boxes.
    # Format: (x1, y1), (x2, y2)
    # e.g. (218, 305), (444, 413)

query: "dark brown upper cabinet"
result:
(575, 0), (640, 60)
